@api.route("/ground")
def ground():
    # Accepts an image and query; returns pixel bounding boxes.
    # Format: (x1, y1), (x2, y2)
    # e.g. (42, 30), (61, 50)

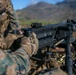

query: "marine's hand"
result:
(5, 34), (18, 49)
(30, 32), (39, 54)
(20, 32), (38, 56)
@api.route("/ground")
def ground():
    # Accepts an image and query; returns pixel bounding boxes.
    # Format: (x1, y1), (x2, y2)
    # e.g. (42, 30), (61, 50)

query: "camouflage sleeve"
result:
(0, 47), (30, 75)
(6, 0), (20, 30)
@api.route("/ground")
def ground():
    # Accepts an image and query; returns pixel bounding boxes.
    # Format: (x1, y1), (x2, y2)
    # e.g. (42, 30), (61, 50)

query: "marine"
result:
(0, 0), (38, 75)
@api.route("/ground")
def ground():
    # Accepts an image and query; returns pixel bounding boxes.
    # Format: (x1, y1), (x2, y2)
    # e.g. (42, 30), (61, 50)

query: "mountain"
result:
(16, 0), (76, 23)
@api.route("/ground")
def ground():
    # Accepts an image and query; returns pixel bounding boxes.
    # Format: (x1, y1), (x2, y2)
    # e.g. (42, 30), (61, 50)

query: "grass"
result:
(19, 19), (58, 28)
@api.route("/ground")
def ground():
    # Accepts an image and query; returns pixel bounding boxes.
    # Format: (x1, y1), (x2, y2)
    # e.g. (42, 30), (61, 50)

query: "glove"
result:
(20, 32), (38, 56)
(30, 32), (39, 54)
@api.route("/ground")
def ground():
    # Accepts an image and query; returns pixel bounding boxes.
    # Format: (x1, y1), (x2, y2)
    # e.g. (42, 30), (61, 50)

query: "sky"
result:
(12, 0), (64, 10)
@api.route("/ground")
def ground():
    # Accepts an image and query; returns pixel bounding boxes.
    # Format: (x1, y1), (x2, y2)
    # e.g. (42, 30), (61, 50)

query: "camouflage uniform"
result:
(0, 48), (30, 75)
(6, 0), (20, 30)
(0, 0), (20, 38)
(0, 0), (21, 49)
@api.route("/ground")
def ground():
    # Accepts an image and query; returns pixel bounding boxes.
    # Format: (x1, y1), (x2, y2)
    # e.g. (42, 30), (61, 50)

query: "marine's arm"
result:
(0, 48), (29, 75)
(0, 33), (38, 75)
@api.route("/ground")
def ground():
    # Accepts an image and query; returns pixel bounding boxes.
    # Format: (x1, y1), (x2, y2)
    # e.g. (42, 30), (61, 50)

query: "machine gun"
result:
(21, 20), (76, 48)
(14, 19), (76, 75)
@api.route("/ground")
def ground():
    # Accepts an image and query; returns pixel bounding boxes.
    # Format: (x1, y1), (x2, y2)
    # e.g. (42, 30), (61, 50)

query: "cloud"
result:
(30, 0), (38, 4)
(30, 0), (44, 5)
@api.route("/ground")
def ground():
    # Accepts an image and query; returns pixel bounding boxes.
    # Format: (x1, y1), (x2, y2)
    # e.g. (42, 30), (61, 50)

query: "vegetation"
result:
(19, 19), (58, 28)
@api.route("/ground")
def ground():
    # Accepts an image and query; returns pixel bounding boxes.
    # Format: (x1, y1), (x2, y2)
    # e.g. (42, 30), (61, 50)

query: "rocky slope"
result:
(17, 0), (76, 23)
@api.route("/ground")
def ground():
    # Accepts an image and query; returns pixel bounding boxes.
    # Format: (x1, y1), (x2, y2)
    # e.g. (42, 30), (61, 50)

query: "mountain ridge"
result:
(17, 0), (76, 23)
